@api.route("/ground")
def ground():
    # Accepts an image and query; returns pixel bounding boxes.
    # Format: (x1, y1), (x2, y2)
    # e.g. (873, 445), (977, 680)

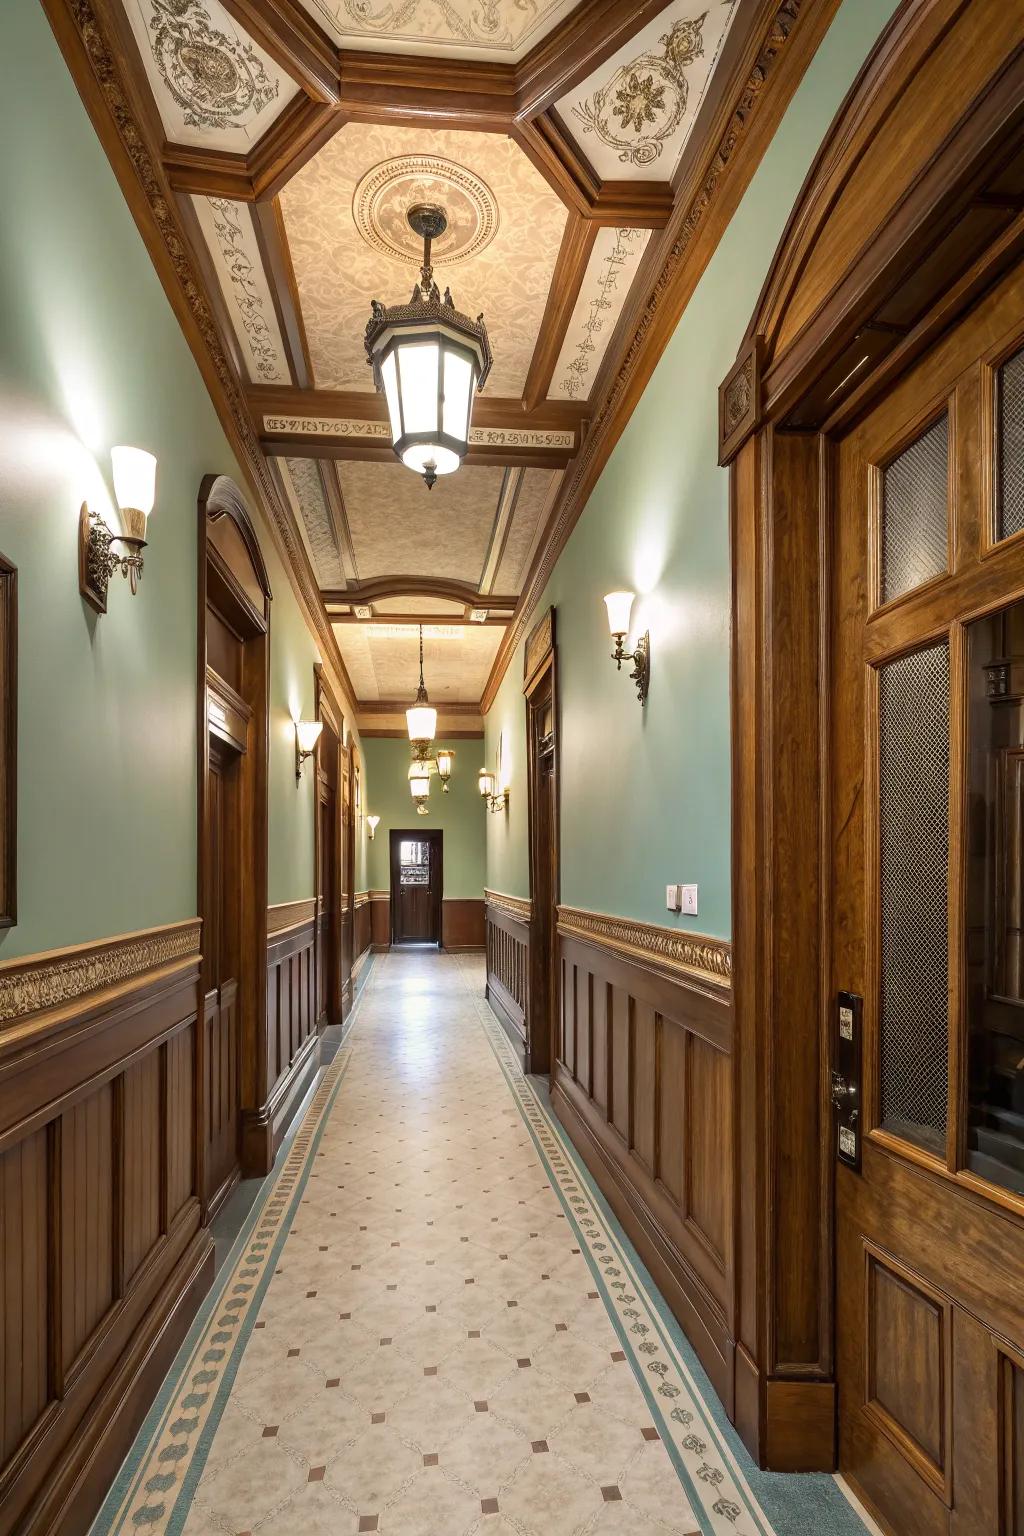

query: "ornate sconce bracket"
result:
(79, 504), (145, 614)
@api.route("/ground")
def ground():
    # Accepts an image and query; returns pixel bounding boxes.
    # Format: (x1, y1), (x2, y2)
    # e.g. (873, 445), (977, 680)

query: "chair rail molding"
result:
(484, 889), (534, 924)
(0, 919), (203, 1023)
(556, 905), (732, 992)
(267, 897), (317, 935)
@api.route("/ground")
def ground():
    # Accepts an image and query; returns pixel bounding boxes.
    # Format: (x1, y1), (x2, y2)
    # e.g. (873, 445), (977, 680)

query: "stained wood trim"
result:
(524, 215), (599, 410)
(514, 0), (672, 120)
(267, 898), (317, 935)
(42, 0), (359, 731)
(323, 579), (518, 610)
(247, 384), (589, 433)
(251, 198), (313, 387)
(485, 890), (533, 924)
(0, 921), (202, 1024)
(0, 553), (16, 929)
(217, 0), (340, 102)
(556, 905), (732, 993)
(482, 0), (825, 709)
(336, 50), (516, 132)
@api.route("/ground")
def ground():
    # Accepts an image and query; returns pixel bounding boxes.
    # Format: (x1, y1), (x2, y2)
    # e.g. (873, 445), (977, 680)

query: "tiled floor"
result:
(93, 951), (869, 1536)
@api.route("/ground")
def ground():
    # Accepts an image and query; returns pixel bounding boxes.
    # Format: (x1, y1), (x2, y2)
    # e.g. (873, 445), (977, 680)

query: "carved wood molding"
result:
(354, 892), (370, 909)
(557, 905), (732, 991)
(267, 898), (317, 935)
(0, 919), (203, 1024)
(44, 0), (357, 724)
(369, 889), (390, 901)
(485, 890), (533, 924)
(481, 0), (812, 710)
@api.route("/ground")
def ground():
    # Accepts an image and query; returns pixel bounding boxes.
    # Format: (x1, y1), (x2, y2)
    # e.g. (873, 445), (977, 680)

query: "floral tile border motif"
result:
(91, 1047), (355, 1536)
(460, 971), (775, 1536)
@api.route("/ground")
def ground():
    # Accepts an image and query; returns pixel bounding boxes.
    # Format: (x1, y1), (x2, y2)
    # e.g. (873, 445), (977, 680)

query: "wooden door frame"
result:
(197, 474), (272, 1211)
(389, 828), (443, 946)
(342, 738), (357, 1009)
(314, 662), (344, 1030)
(718, 0), (1024, 1473)
(524, 607), (559, 1076)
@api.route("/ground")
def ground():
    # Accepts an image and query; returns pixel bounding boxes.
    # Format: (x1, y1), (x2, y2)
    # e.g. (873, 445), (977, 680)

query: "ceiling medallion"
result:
(353, 156), (499, 266)
(365, 204), (492, 490)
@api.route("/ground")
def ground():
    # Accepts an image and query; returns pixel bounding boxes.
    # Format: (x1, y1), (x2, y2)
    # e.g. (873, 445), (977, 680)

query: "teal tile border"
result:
(468, 975), (871, 1536)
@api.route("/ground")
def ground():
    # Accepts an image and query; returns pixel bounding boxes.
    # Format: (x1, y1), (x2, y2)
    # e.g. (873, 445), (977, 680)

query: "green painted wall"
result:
(485, 0), (901, 937)
(362, 737), (486, 899)
(0, 3), (342, 957)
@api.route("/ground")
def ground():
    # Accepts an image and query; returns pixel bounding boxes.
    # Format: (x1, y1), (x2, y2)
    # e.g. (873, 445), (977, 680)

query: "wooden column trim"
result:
(251, 197), (313, 387)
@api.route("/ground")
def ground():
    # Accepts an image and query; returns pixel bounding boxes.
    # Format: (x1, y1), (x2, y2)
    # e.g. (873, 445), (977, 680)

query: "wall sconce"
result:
(478, 765), (509, 815)
(366, 814), (380, 840)
(409, 761), (431, 816)
(79, 447), (157, 613)
(435, 747), (455, 792)
(604, 590), (650, 705)
(295, 719), (323, 780)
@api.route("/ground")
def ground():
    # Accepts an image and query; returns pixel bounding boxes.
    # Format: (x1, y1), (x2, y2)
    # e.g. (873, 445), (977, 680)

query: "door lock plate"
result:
(833, 991), (862, 1171)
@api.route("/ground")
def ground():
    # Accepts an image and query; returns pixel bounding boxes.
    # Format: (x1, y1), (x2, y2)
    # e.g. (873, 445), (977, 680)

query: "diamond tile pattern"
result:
(180, 953), (700, 1536)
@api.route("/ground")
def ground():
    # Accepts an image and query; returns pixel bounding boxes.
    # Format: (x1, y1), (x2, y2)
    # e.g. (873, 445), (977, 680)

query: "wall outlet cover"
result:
(681, 883), (698, 915)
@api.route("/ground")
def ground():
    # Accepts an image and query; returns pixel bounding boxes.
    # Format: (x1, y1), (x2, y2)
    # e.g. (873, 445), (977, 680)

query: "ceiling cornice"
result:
(480, 0), (842, 711)
(44, 0), (361, 724)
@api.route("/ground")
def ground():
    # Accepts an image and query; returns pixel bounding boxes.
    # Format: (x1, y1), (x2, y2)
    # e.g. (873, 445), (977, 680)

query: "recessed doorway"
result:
(389, 830), (443, 947)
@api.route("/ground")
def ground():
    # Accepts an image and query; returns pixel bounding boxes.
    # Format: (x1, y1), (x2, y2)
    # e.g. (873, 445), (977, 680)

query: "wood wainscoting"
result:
(369, 891), (390, 950)
(0, 921), (214, 1536)
(442, 899), (485, 951)
(551, 906), (734, 1410)
(251, 901), (318, 1171)
(485, 891), (532, 1065)
(353, 893), (372, 985)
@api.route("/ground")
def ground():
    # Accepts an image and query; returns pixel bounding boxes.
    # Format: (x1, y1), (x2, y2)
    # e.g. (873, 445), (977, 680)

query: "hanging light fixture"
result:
(407, 625), (437, 747)
(364, 204), (492, 490)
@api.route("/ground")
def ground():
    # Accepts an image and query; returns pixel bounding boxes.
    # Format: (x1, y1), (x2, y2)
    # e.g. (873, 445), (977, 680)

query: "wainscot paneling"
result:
(369, 891), (390, 949)
(552, 907), (734, 1410)
(0, 920), (213, 1536)
(442, 898), (485, 951)
(485, 892), (531, 1065)
(248, 912), (318, 1172)
(354, 893), (371, 966)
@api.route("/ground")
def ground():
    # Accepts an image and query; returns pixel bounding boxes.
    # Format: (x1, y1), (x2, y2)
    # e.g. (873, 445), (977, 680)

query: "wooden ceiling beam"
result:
(249, 97), (341, 199)
(264, 437), (574, 469)
(248, 384), (588, 433)
(330, 610), (509, 625)
(163, 143), (254, 201)
(337, 51), (516, 131)
(217, 0), (340, 102)
(323, 577), (518, 609)
(251, 198), (313, 385)
(514, 0), (671, 121)
(522, 214), (597, 410)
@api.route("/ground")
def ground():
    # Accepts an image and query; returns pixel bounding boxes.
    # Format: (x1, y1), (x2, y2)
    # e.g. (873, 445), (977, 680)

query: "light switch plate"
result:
(681, 884), (698, 915)
(665, 884), (682, 913)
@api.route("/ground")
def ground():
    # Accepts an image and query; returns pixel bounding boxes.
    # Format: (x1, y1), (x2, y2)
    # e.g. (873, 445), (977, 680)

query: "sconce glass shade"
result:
(296, 720), (323, 755)
(478, 767), (495, 800)
(406, 703), (437, 743)
(111, 446), (157, 542)
(409, 772), (430, 799)
(366, 814), (380, 838)
(436, 748), (454, 782)
(604, 590), (635, 638)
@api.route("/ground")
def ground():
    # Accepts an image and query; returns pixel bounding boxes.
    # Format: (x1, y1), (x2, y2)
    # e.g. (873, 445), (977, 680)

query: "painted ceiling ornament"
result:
(335, 0), (537, 48)
(148, 0), (279, 131)
(353, 155), (499, 265)
(571, 12), (709, 168)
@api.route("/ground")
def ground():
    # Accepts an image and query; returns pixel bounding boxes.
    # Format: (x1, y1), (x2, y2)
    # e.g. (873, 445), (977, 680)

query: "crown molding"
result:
(557, 905), (731, 992)
(0, 919), (202, 1024)
(481, 0), (837, 710)
(43, 0), (359, 727)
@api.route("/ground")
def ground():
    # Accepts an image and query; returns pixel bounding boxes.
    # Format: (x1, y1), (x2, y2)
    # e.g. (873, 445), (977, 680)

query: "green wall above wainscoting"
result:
(485, 0), (901, 940)
(0, 2), (335, 959)
(363, 737), (486, 900)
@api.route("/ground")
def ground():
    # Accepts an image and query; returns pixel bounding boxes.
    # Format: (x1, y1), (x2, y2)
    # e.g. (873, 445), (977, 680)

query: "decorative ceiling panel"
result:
(295, 0), (581, 60)
(122, 0), (298, 150)
(556, 0), (737, 181)
(191, 198), (291, 384)
(548, 228), (651, 401)
(371, 597), (468, 615)
(277, 459), (346, 587)
(333, 623), (503, 703)
(493, 468), (560, 593)
(279, 124), (568, 394)
(337, 461), (504, 583)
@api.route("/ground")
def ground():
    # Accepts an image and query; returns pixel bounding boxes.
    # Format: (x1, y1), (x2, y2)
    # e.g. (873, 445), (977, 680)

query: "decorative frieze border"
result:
(0, 918), (202, 1024)
(556, 904), (731, 991)
(267, 898), (316, 935)
(263, 416), (576, 451)
(485, 889), (533, 924)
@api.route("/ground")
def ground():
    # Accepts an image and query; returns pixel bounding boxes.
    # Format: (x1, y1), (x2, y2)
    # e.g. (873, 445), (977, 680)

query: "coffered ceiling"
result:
(84, 0), (791, 727)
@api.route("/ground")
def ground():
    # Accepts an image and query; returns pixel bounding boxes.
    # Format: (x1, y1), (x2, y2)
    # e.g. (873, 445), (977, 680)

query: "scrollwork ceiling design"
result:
(295, 0), (580, 60)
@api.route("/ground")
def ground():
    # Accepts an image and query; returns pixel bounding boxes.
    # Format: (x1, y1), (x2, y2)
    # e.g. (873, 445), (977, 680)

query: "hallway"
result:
(94, 953), (799, 1536)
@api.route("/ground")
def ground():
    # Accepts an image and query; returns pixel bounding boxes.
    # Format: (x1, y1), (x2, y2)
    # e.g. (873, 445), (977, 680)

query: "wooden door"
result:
(390, 832), (442, 945)
(526, 615), (559, 1075)
(205, 737), (241, 1206)
(832, 260), (1024, 1534)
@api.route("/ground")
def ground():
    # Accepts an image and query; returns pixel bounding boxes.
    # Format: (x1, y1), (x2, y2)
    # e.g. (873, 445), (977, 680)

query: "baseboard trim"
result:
(29, 1230), (215, 1536)
(551, 1077), (734, 1414)
(240, 1029), (321, 1176)
(486, 982), (526, 1068)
